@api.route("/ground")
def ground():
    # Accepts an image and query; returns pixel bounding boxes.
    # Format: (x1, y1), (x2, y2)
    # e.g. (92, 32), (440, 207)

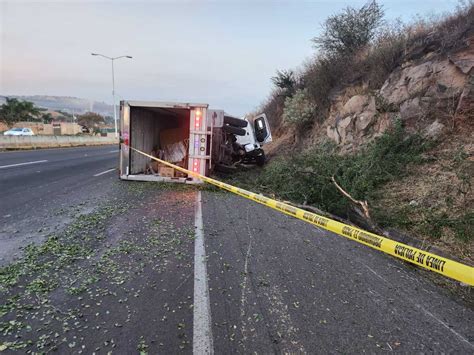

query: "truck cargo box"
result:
(119, 101), (222, 183)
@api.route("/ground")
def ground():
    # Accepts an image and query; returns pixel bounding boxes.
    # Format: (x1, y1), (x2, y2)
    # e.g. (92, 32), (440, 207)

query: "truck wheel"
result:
(224, 116), (248, 128)
(223, 125), (246, 136)
(255, 151), (266, 166)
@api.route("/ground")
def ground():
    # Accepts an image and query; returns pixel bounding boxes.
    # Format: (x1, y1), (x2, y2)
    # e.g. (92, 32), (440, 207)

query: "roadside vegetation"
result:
(76, 112), (107, 135)
(227, 121), (472, 244)
(0, 97), (111, 134)
(0, 98), (51, 126)
(232, 1), (473, 256)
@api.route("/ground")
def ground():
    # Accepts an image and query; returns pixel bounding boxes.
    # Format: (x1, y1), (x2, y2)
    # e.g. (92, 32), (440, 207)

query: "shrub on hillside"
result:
(303, 53), (351, 121)
(313, 0), (384, 55)
(271, 69), (297, 97)
(362, 23), (407, 89)
(406, 1), (474, 56)
(259, 91), (286, 134)
(282, 89), (316, 126)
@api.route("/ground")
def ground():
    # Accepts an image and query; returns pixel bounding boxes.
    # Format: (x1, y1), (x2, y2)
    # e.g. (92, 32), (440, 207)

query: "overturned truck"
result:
(119, 100), (272, 183)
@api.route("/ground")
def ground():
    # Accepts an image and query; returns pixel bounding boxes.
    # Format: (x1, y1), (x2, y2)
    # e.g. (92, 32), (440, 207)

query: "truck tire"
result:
(224, 116), (248, 128)
(223, 124), (246, 136)
(255, 151), (266, 166)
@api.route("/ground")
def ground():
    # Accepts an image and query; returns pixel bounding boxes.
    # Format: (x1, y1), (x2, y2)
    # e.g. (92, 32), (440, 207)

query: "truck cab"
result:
(236, 113), (272, 166)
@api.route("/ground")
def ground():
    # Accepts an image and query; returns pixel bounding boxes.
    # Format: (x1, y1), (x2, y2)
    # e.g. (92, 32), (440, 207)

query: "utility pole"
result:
(91, 53), (132, 138)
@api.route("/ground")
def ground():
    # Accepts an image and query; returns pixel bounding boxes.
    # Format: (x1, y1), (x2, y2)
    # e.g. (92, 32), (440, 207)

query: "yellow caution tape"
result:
(129, 146), (474, 285)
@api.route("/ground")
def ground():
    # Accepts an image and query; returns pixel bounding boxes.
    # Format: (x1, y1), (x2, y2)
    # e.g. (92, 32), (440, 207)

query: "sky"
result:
(0, 0), (462, 116)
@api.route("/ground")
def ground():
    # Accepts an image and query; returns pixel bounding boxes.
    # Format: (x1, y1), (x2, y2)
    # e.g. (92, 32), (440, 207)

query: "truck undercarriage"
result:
(213, 114), (271, 173)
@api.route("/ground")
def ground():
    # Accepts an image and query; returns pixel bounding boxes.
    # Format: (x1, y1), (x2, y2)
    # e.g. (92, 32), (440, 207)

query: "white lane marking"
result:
(415, 304), (473, 348)
(239, 206), (254, 348)
(364, 264), (473, 348)
(193, 191), (214, 354)
(0, 160), (48, 169)
(93, 168), (116, 177)
(109, 150), (119, 153)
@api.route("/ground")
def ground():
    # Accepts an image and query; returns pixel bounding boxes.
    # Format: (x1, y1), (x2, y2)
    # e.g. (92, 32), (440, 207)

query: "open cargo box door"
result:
(119, 101), (212, 183)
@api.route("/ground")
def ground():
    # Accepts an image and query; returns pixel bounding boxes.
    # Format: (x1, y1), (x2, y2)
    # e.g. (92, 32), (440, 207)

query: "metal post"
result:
(91, 53), (132, 139)
(111, 59), (117, 138)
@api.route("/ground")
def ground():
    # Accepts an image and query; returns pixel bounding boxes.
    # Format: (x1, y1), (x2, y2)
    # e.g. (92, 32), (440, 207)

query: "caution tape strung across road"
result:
(129, 146), (474, 286)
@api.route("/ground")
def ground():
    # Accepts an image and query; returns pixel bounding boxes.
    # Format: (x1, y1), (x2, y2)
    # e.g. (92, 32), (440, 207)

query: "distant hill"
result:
(0, 95), (114, 117)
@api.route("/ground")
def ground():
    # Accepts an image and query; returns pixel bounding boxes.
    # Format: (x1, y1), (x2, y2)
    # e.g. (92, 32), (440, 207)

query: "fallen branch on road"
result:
(283, 200), (356, 226)
(331, 175), (383, 233)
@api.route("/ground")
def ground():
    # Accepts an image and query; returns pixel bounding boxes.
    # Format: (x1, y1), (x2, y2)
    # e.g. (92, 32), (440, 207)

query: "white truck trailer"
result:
(119, 100), (271, 183)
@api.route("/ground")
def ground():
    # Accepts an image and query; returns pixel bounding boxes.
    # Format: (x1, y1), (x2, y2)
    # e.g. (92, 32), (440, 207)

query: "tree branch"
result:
(331, 175), (371, 220)
(282, 200), (357, 226)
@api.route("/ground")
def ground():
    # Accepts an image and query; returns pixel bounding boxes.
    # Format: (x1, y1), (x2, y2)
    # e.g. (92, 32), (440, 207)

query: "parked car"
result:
(3, 128), (35, 136)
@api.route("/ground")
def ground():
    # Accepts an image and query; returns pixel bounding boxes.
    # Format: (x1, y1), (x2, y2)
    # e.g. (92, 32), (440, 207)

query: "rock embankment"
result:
(325, 35), (473, 151)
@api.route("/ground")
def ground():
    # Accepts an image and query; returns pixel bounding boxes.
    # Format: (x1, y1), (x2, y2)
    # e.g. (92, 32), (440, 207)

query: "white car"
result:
(3, 128), (35, 136)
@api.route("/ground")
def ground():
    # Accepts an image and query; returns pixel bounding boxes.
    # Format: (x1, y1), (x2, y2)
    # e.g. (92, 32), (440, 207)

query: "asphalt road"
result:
(0, 145), (119, 265)
(203, 193), (473, 353)
(0, 146), (472, 353)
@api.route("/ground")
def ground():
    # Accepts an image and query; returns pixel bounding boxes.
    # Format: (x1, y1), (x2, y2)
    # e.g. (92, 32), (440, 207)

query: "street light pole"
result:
(111, 59), (117, 137)
(91, 53), (132, 138)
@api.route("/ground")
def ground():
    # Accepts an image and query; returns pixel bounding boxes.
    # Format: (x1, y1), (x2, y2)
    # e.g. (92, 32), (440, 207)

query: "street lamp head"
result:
(91, 53), (98, 56)
(126, 56), (133, 59)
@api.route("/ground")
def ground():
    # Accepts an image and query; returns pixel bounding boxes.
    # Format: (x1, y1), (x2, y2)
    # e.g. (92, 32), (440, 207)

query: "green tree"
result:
(313, 0), (384, 55)
(0, 98), (42, 127)
(271, 69), (297, 96)
(41, 112), (54, 124)
(77, 112), (105, 130)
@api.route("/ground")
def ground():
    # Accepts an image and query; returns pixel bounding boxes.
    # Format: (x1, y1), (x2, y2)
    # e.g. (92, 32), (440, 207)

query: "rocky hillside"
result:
(264, 4), (473, 155)
(323, 36), (473, 152)
(241, 3), (473, 265)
